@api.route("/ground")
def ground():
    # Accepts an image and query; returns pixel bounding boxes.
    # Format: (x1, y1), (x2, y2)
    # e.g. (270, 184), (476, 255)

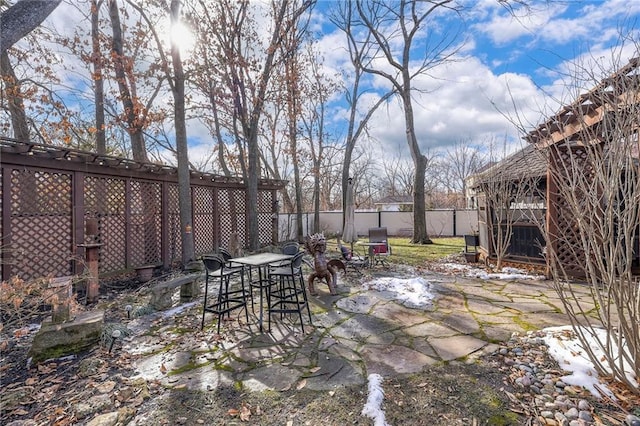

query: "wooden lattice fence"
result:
(0, 139), (285, 281)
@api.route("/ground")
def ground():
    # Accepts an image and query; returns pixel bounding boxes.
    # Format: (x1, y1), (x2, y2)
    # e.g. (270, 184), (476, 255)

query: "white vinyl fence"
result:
(278, 209), (478, 241)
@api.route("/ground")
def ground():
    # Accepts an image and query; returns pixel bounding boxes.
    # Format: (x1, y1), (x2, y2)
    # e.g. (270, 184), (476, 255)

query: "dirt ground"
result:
(1, 337), (523, 426)
(132, 362), (522, 426)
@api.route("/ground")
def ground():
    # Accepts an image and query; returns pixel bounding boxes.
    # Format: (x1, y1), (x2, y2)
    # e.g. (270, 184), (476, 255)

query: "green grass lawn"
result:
(330, 236), (465, 267)
(386, 237), (465, 266)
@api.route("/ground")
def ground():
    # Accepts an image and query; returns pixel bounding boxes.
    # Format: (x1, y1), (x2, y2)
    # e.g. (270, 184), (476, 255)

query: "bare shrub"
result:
(527, 54), (640, 394)
(0, 275), (80, 334)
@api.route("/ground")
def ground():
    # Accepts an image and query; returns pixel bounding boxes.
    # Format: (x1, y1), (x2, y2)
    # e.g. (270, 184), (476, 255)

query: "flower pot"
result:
(135, 265), (155, 282)
(464, 252), (479, 263)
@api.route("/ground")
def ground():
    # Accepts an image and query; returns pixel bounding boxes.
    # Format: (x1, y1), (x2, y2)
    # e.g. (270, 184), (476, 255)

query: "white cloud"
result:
(476, 0), (640, 47)
(365, 56), (547, 158)
(473, 2), (567, 45)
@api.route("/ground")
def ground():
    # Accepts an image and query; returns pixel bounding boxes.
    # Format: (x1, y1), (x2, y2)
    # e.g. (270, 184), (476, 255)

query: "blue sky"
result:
(472, 0), (640, 84)
(306, 0), (640, 159)
(31, 0), (640, 165)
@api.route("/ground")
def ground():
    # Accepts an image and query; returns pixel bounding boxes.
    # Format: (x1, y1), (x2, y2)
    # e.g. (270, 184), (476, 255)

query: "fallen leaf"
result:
(14, 327), (29, 338)
(130, 396), (145, 407)
(416, 382), (428, 388)
(240, 404), (251, 421)
(10, 409), (29, 416)
(309, 367), (321, 373)
(25, 377), (38, 386)
(328, 390), (335, 397)
(160, 363), (167, 374)
(95, 380), (116, 393)
(228, 408), (239, 417)
(38, 364), (55, 374)
(296, 379), (307, 390)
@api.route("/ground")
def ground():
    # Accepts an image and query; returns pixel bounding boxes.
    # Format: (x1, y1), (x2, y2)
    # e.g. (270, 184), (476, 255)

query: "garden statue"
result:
(304, 233), (343, 296)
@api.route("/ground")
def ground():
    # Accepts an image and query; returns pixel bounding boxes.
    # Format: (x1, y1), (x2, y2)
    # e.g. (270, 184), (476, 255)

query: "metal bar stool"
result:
(201, 254), (249, 333)
(267, 252), (312, 332)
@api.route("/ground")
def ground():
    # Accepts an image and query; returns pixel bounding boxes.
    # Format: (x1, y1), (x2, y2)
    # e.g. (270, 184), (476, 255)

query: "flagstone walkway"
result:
(123, 266), (595, 394)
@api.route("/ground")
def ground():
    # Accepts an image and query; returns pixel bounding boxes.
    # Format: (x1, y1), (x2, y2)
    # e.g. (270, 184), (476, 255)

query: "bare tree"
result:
(442, 140), (484, 208)
(380, 153), (414, 198)
(1, 2), (76, 145)
(279, 6), (312, 240)
(189, 0), (247, 177)
(189, 0), (315, 250)
(107, 0), (149, 162)
(477, 141), (543, 269)
(298, 43), (338, 234)
(352, 0), (462, 244)
(330, 0), (395, 229)
(524, 54), (640, 394)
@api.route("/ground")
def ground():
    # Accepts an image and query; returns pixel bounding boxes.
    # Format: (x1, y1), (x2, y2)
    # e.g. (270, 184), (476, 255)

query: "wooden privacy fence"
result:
(0, 139), (285, 282)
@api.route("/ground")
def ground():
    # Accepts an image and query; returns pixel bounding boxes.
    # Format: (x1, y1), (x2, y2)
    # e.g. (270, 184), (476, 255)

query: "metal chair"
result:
(281, 241), (300, 255)
(337, 238), (368, 274)
(219, 247), (245, 270)
(267, 252), (312, 333)
(201, 254), (249, 333)
(269, 241), (300, 268)
(463, 234), (480, 262)
(368, 227), (392, 267)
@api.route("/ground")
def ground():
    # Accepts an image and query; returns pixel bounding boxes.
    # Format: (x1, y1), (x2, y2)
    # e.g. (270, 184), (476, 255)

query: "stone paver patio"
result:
(122, 266), (597, 394)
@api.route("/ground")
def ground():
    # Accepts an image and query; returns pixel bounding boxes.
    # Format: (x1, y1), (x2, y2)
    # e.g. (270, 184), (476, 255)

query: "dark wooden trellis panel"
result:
(0, 140), (285, 281)
(217, 188), (247, 251)
(193, 185), (215, 256)
(258, 190), (276, 247)
(166, 184), (182, 266)
(129, 180), (162, 266)
(84, 176), (127, 272)
(8, 168), (73, 279)
(547, 144), (591, 277)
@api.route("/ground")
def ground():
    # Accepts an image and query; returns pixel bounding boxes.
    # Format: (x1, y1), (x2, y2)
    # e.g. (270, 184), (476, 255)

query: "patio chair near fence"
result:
(337, 237), (368, 275)
(368, 227), (392, 267)
(201, 254), (249, 333)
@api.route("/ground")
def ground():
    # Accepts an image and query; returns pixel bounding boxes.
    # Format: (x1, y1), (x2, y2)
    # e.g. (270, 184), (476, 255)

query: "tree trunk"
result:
(245, 0), (291, 251)
(285, 44), (303, 241)
(313, 157), (321, 233)
(412, 153), (431, 244)
(0, 0), (62, 52)
(207, 86), (232, 176)
(0, 50), (30, 141)
(108, 0), (147, 162)
(403, 88), (432, 244)
(91, 0), (106, 154)
(170, 0), (195, 265)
